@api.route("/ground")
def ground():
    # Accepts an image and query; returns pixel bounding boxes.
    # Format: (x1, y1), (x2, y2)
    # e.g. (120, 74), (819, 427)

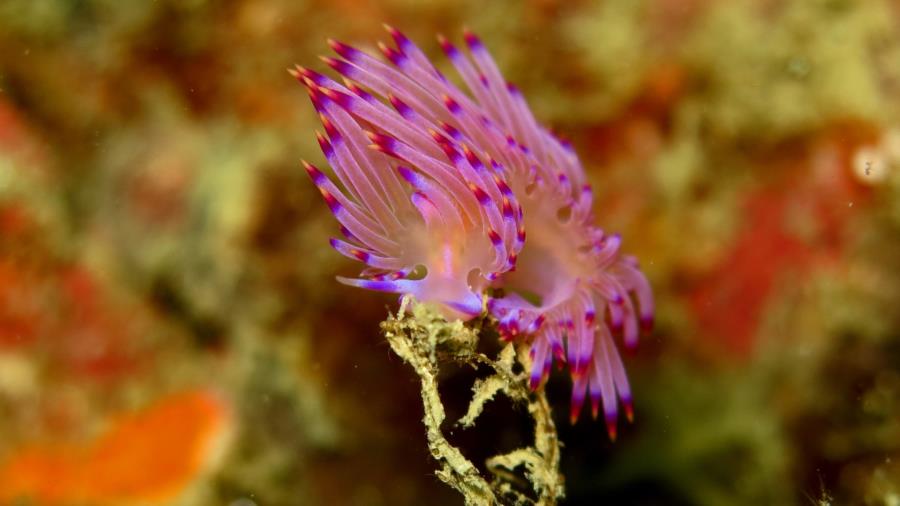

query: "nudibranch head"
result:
(295, 26), (654, 439)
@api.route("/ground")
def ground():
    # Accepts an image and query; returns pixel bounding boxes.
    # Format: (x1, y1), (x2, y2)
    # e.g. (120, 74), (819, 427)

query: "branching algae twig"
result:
(381, 297), (564, 505)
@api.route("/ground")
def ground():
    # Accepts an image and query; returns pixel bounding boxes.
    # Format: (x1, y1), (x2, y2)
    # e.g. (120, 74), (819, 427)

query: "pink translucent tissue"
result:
(295, 27), (654, 439)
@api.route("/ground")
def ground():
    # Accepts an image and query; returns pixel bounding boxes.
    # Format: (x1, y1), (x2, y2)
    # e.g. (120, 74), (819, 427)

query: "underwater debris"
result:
(295, 26), (653, 438)
(381, 296), (563, 505)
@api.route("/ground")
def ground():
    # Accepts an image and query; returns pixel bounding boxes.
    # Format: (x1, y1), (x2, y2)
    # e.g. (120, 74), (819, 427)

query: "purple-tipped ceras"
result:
(293, 26), (654, 440)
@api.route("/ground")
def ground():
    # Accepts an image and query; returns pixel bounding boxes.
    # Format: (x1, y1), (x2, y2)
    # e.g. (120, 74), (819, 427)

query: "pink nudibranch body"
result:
(295, 26), (654, 440)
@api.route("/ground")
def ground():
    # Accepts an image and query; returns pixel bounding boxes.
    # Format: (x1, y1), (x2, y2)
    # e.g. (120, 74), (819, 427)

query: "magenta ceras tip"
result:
(296, 26), (654, 440)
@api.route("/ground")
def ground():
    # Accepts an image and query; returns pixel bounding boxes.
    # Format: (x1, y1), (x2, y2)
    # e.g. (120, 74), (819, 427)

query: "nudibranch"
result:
(293, 27), (654, 440)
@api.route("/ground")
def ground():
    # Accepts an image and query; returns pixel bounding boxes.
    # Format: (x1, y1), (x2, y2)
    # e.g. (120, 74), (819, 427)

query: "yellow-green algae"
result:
(382, 297), (564, 505)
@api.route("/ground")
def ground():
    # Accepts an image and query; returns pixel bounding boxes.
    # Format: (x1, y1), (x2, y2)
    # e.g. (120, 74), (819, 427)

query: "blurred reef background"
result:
(0, 0), (899, 504)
